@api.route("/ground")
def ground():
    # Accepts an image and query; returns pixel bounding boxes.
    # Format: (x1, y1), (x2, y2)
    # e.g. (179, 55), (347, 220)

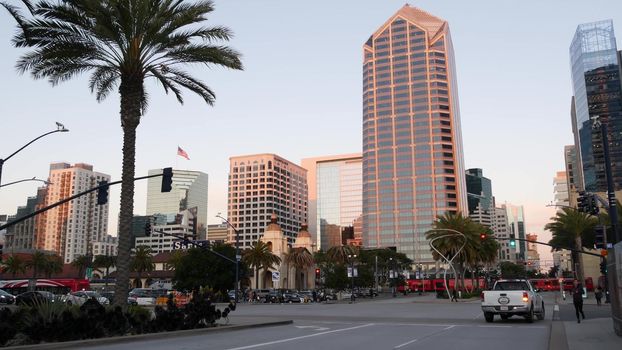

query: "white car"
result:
(63, 291), (110, 306)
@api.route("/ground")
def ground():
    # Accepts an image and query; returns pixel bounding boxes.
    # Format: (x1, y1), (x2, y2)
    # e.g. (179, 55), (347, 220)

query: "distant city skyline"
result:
(2, 1), (622, 264)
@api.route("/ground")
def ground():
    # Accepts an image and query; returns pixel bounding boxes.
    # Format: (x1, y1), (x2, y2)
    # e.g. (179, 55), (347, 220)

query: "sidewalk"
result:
(550, 295), (621, 350)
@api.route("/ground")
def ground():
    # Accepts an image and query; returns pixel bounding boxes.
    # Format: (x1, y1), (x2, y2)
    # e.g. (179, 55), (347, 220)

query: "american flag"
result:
(177, 146), (190, 160)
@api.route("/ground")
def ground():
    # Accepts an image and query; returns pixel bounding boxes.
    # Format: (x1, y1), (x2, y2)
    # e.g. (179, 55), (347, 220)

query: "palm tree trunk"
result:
(255, 267), (259, 289)
(574, 236), (585, 283)
(113, 80), (142, 308)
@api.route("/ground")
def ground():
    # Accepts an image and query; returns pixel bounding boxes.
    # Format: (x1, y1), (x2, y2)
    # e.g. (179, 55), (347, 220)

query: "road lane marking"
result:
(294, 325), (329, 331)
(393, 324), (457, 349)
(225, 323), (374, 350)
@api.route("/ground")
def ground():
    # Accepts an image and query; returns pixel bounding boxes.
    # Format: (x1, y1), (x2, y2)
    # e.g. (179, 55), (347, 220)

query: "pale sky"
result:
(1, 0), (622, 264)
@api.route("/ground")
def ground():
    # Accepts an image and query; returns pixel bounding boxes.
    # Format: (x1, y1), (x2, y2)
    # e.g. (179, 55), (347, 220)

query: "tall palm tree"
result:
(131, 246), (154, 288)
(26, 251), (48, 279)
(1, 255), (27, 278)
(43, 255), (64, 278)
(243, 241), (281, 289)
(285, 247), (314, 290)
(71, 255), (92, 279)
(545, 207), (597, 283)
(326, 245), (358, 264)
(93, 255), (116, 287)
(2, 0), (243, 307)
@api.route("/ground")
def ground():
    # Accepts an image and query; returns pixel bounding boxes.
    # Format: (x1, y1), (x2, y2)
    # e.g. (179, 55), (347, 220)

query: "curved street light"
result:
(216, 213), (240, 303)
(427, 228), (467, 301)
(0, 122), (69, 186)
(0, 176), (51, 188)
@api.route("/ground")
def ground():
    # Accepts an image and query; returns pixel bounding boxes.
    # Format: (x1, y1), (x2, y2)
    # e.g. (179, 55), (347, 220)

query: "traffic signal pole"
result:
(0, 171), (166, 232)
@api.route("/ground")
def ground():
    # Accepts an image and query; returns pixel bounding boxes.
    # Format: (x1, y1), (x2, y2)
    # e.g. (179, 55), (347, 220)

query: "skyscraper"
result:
(301, 154), (362, 251)
(146, 169), (208, 238)
(504, 203), (526, 261)
(228, 154), (308, 249)
(4, 187), (47, 252)
(570, 20), (622, 192)
(38, 163), (110, 263)
(465, 168), (493, 227)
(362, 5), (467, 262)
(553, 171), (570, 209)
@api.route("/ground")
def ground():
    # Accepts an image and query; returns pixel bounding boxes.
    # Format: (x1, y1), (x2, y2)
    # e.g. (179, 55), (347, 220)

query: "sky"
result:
(1, 0), (622, 264)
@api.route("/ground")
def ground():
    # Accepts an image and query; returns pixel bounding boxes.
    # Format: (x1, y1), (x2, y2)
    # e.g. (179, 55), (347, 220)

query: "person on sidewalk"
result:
(595, 287), (603, 306)
(572, 279), (586, 323)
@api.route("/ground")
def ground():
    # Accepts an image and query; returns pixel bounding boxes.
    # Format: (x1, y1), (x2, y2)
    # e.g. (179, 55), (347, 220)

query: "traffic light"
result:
(600, 258), (607, 275)
(315, 268), (321, 279)
(509, 234), (516, 247)
(161, 167), (173, 192)
(144, 221), (152, 237)
(577, 191), (588, 213)
(479, 233), (486, 241)
(594, 225), (605, 249)
(96, 181), (109, 205)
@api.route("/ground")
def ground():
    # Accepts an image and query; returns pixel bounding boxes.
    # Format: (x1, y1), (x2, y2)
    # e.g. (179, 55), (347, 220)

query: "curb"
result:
(548, 304), (569, 350)
(3, 320), (294, 350)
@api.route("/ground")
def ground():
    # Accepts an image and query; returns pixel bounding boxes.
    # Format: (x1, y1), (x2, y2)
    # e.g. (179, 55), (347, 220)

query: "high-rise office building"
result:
(4, 187), (47, 252)
(465, 168), (493, 227)
(504, 203), (526, 261)
(146, 169), (208, 238)
(37, 163), (110, 263)
(564, 144), (582, 193)
(301, 154), (362, 251)
(491, 206), (515, 262)
(228, 154), (308, 249)
(553, 171), (570, 209)
(362, 5), (467, 262)
(570, 20), (622, 192)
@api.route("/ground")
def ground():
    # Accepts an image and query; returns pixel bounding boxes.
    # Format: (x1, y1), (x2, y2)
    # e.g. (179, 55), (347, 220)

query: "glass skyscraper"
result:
(301, 154), (362, 251)
(570, 20), (622, 192)
(362, 5), (467, 263)
(465, 168), (493, 227)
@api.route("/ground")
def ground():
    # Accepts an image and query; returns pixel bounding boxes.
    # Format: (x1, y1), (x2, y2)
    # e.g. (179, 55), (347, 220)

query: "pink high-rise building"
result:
(37, 163), (110, 263)
(362, 5), (467, 264)
(227, 154), (308, 248)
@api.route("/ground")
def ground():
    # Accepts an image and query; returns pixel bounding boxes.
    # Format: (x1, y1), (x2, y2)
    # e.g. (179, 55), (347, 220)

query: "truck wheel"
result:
(484, 312), (494, 323)
(500, 314), (509, 320)
(525, 305), (534, 323)
(536, 303), (545, 320)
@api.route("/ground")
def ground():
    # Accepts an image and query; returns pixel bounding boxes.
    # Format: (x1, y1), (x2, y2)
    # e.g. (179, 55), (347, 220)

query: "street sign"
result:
(272, 271), (280, 281)
(86, 267), (93, 279)
(347, 267), (358, 278)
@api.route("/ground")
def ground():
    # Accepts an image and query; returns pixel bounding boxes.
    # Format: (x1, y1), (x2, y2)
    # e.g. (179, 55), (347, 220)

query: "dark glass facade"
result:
(465, 168), (493, 225)
(570, 20), (622, 192)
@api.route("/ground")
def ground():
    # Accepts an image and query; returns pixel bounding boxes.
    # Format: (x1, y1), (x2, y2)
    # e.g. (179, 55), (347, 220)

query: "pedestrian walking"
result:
(451, 288), (458, 302)
(595, 287), (603, 306)
(572, 279), (586, 323)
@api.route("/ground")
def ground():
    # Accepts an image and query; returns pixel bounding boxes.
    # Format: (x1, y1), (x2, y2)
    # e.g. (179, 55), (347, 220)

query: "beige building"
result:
(37, 163), (110, 263)
(227, 154), (308, 249)
(252, 214), (315, 290)
(526, 234), (541, 271)
(207, 223), (228, 242)
(362, 5), (467, 264)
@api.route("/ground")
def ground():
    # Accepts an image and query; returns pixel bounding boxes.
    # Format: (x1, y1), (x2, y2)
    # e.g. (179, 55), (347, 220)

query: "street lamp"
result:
(0, 177), (51, 188)
(347, 254), (357, 303)
(216, 213), (241, 303)
(0, 122), (69, 186)
(389, 257), (397, 297)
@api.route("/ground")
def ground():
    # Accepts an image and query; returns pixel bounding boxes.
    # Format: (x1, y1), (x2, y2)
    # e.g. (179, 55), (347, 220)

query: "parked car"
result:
(283, 293), (304, 303)
(63, 290), (110, 306)
(253, 289), (271, 302)
(15, 291), (56, 306)
(101, 291), (115, 304)
(0, 289), (15, 304)
(127, 288), (168, 305)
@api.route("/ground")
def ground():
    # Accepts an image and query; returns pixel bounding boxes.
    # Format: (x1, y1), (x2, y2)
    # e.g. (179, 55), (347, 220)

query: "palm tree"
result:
(93, 255), (116, 287)
(43, 255), (64, 278)
(26, 251), (48, 279)
(1, 255), (26, 278)
(243, 241), (281, 289)
(326, 245), (358, 264)
(131, 246), (154, 288)
(545, 207), (597, 283)
(285, 247), (314, 290)
(71, 255), (92, 279)
(3, 0), (243, 307)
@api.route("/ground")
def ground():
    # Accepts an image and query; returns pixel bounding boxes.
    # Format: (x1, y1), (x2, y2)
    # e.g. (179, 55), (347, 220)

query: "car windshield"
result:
(493, 282), (530, 291)
(0, 289), (11, 296)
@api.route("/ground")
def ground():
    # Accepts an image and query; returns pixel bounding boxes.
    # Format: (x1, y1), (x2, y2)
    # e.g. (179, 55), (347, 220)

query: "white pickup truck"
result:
(481, 279), (545, 323)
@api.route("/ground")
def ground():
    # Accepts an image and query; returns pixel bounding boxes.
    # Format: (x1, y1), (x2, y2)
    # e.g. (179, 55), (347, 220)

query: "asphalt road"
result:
(80, 292), (558, 350)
